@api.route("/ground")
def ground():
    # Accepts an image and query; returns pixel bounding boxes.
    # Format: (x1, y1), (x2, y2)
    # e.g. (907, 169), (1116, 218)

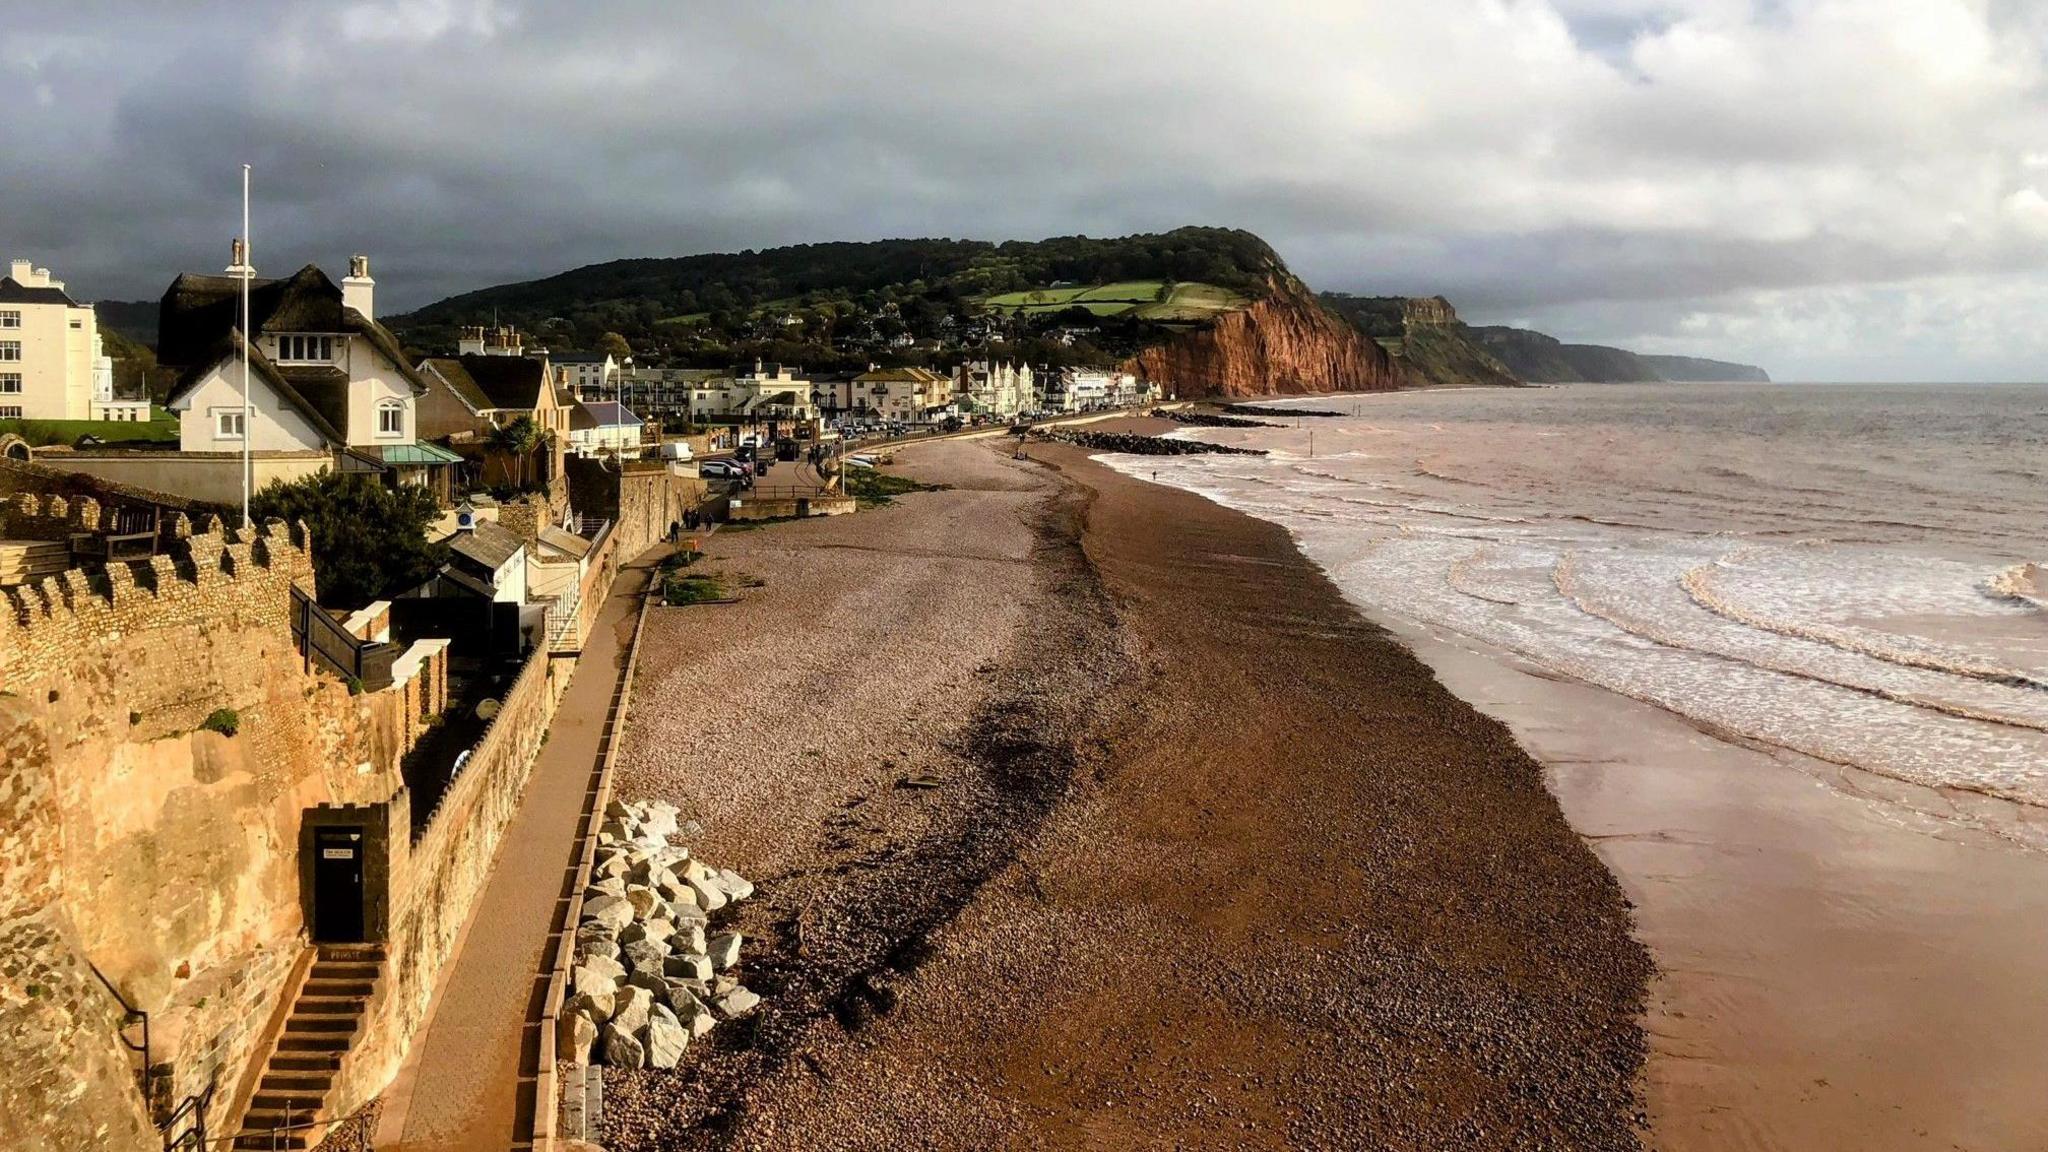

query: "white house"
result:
(552, 352), (619, 400)
(97, 251), (455, 502)
(689, 361), (816, 425)
(0, 258), (121, 422)
(443, 515), (528, 604)
(567, 400), (645, 458)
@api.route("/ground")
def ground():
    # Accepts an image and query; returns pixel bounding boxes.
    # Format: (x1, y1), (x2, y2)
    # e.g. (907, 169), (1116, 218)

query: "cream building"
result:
(952, 360), (1035, 419)
(689, 361), (816, 425)
(853, 366), (954, 423)
(0, 258), (116, 422)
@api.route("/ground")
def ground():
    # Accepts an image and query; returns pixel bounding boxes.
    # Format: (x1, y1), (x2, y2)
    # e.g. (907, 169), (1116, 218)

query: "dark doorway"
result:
(311, 826), (367, 943)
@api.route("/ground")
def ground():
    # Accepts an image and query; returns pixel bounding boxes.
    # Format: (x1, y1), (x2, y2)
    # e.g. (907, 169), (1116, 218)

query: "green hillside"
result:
(387, 227), (1285, 371)
(981, 280), (1248, 321)
(1320, 295), (1521, 388)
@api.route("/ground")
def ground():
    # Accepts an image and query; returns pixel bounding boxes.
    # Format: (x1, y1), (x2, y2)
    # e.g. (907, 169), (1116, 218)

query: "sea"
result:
(1100, 383), (2048, 851)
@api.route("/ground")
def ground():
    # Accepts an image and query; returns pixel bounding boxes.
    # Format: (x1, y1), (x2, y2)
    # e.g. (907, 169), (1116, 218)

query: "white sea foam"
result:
(1097, 384), (2048, 846)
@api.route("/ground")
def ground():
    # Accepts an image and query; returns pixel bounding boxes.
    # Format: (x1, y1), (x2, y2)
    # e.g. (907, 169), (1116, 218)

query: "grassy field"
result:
(980, 280), (1246, 320)
(0, 412), (179, 447)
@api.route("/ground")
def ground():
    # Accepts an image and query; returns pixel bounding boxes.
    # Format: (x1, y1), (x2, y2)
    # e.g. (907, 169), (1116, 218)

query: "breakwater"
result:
(1035, 429), (1267, 456)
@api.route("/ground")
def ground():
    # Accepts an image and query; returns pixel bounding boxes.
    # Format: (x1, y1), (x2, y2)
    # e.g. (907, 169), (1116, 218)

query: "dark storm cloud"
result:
(2, 0), (2044, 379)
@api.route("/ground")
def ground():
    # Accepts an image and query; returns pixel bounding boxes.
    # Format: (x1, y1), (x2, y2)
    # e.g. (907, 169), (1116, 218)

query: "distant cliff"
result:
(1320, 295), (1520, 389)
(1638, 354), (1771, 383)
(1126, 277), (1401, 399)
(1467, 326), (1769, 383)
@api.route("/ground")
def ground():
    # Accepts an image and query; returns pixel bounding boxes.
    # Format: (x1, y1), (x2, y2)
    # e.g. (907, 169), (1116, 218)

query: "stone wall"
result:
(499, 474), (571, 543)
(326, 641), (564, 1115)
(0, 519), (424, 1149)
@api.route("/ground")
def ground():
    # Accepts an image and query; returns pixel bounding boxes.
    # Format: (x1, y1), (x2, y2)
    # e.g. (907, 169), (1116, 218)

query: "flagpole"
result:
(240, 163), (252, 531)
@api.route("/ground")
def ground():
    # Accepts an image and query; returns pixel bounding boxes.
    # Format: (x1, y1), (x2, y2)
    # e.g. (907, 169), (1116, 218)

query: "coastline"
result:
(603, 433), (1652, 1148)
(1098, 402), (2048, 1150)
(1380, 614), (2048, 1151)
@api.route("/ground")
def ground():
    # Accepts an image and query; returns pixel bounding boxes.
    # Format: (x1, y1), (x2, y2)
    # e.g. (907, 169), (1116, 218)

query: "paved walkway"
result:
(380, 546), (663, 1151)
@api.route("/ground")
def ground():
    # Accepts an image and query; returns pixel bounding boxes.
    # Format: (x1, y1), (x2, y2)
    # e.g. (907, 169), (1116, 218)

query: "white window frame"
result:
(69, 316), (82, 330)
(274, 334), (334, 363)
(0, 405), (21, 419)
(0, 310), (19, 329)
(0, 373), (19, 394)
(0, 341), (19, 362)
(213, 407), (247, 441)
(376, 399), (405, 437)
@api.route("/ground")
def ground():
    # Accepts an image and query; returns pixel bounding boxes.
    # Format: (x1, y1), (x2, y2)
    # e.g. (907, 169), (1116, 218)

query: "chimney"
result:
(225, 238), (256, 281)
(7, 259), (30, 284)
(342, 254), (375, 321)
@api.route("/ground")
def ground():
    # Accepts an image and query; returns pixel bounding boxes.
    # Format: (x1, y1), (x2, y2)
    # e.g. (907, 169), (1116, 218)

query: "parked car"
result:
(699, 459), (741, 480)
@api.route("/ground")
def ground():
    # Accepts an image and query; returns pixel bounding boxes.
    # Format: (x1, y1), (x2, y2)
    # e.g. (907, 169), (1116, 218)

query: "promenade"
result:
(378, 546), (664, 1151)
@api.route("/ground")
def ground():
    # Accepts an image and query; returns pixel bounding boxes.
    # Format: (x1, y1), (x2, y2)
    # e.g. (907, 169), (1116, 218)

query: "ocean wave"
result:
(1682, 555), (2048, 691)
(1447, 546), (1530, 605)
(1986, 562), (2048, 610)
(1554, 551), (2048, 733)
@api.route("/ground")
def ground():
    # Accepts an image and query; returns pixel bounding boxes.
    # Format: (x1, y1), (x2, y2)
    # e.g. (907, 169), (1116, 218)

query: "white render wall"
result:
(170, 363), (330, 452)
(0, 289), (97, 421)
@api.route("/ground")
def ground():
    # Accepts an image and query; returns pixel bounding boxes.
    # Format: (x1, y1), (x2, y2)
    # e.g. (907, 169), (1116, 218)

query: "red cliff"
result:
(1125, 277), (1402, 399)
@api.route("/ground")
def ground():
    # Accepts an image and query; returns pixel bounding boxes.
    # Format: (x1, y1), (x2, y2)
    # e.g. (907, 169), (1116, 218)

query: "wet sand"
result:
(1108, 404), (2048, 1149)
(1393, 618), (2048, 1152)
(604, 433), (1652, 1149)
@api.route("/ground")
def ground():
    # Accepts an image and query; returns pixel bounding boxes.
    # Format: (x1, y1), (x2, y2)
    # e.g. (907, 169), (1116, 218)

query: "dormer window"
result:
(377, 399), (405, 437)
(275, 334), (335, 363)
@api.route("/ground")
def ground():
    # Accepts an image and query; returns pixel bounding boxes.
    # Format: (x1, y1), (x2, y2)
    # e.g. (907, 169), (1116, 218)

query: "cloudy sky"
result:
(3, 0), (2045, 381)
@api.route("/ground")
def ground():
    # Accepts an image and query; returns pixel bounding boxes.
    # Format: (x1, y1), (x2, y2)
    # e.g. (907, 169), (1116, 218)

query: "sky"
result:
(3, 0), (2045, 381)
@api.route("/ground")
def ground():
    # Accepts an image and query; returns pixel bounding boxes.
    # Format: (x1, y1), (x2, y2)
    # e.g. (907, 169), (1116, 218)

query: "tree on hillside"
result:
(250, 473), (448, 610)
(598, 331), (634, 362)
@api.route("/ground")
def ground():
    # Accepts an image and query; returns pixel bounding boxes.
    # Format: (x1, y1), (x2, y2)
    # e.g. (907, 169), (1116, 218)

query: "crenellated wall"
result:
(2, 472), (618, 1148)
(0, 519), (423, 1150)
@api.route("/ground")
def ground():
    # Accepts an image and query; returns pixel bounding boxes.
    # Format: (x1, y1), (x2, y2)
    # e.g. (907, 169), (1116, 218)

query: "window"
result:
(376, 400), (404, 437)
(0, 406), (20, 419)
(69, 317), (82, 330)
(0, 374), (18, 393)
(0, 341), (18, 361)
(214, 408), (246, 440)
(0, 310), (18, 328)
(275, 334), (334, 362)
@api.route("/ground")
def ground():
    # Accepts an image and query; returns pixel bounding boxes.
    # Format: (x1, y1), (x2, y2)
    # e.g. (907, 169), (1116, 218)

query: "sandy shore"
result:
(603, 433), (1651, 1149)
(1393, 619), (2048, 1151)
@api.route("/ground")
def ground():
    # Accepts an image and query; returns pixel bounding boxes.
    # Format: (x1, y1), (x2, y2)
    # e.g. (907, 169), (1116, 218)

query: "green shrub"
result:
(199, 709), (240, 737)
(250, 472), (449, 611)
(662, 573), (727, 606)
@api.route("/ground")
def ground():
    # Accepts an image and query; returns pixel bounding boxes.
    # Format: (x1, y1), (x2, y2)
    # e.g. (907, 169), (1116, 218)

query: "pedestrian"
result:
(668, 519), (679, 543)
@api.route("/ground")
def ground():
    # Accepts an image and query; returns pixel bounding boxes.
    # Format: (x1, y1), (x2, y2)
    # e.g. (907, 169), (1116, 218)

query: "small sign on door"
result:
(322, 848), (355, 860)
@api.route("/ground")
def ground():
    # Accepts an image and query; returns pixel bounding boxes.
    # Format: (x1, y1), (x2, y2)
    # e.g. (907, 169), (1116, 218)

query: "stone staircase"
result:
(232, 944), (384, 1150)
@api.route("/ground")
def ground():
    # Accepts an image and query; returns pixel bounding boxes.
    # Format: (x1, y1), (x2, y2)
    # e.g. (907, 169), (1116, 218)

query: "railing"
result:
(291, 585), (397, 691)
(161, 1081), (214, 1151)
(86, 959), (151, 1103)
(86, 959), (216, 1152)
(741, 484), (840, 500)
(198, 1102), (375, 1152)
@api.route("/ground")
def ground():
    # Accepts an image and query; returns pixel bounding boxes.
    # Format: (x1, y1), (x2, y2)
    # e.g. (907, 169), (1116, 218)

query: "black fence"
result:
(290, 585), (398, 691)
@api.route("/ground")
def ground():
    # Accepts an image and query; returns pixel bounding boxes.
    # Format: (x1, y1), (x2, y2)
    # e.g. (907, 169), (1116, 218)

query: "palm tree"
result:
(489, 415), (544, 488)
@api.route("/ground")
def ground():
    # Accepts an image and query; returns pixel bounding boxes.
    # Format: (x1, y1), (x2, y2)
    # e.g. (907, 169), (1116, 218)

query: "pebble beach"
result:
(600, 431), (1652, 1150)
